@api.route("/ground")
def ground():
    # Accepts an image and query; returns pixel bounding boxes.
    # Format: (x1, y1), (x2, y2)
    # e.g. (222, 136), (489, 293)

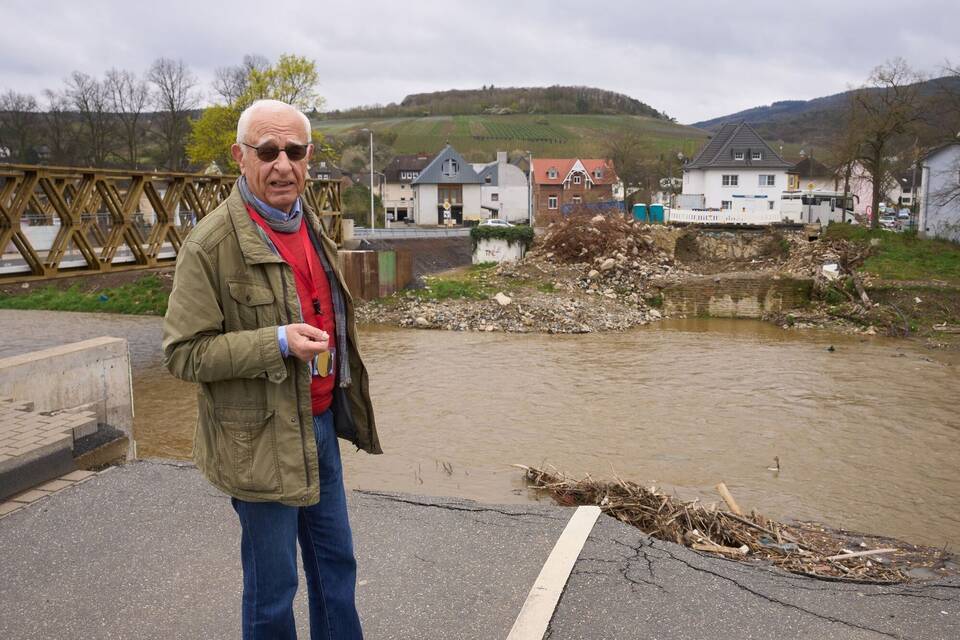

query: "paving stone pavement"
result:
(0, 460), (957, 640)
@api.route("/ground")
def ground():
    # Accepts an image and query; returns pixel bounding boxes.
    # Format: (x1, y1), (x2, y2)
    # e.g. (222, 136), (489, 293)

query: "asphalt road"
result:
(0, 461), (956, 640)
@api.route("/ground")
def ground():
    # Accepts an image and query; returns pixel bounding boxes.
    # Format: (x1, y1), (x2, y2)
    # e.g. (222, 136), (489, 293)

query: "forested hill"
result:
(324, 86), (669, 120)
(691, 76), (960, 145)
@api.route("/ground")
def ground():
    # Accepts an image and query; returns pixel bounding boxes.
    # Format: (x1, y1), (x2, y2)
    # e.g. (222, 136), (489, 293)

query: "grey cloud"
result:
(0, 0), (957, 123)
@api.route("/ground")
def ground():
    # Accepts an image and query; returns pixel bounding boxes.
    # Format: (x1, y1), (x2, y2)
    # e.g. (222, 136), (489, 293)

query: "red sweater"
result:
(247, 206), (336, 415)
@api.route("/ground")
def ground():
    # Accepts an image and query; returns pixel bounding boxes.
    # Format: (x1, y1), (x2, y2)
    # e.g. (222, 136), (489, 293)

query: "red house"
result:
(531, 158), (620, 222)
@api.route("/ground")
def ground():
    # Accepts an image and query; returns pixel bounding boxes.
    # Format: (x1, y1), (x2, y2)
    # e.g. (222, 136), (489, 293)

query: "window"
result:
(400, 197), (406, 201)
(485, 175), (492, 184)
(548, 195), (558, 209)
(547, 168), (558, 179)
(721, 200), (732, 210)
(752, 151), (762, 160)
(572, 195), (582, 204)
(759, 175), (776, 187)
(491, 193), (499, 202)
(594, 169), (603, 179)
(733, 151), (744, 161)
(400, 184), (406, 189)
(722, 174), (738, 187)
(441, 159), (459, 177)
(768, 200), (775, 210)
(573, 174), (582, 184)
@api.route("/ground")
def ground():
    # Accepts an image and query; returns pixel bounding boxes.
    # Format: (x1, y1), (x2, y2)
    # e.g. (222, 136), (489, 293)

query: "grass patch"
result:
(411, 277), (492, 301)
(823, 224), (960, 283)
(468, 261), (499, 272)
(536, 282), (558, 294)
(0, 275), (169, 315)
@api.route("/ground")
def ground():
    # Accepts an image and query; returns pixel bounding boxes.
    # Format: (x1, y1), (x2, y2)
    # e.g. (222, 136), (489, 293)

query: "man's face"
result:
(231, 107), (313, 212)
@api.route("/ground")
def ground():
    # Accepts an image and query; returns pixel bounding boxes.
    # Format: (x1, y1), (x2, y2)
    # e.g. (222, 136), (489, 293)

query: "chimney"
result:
(497, 151), (507, 164)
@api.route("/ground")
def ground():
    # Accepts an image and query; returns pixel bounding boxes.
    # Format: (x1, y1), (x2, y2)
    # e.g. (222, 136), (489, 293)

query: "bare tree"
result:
(849, 59), (926, 227)
(606, 132), (657, 208)
(148, 58), (199, 170)
(65, 71), (113, 166)
(0, 90), (39, 162)
(212, 54), (269, 105)
(41, 89), (81, 165)
(105, 68), (150, 168)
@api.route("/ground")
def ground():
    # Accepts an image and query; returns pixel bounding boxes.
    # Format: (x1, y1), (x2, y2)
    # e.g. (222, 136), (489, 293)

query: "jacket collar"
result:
(227, 183), (327, 265)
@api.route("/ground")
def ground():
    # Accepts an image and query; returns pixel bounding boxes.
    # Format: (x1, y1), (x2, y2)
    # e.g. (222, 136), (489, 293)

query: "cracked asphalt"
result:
(0, 461), (956, 639)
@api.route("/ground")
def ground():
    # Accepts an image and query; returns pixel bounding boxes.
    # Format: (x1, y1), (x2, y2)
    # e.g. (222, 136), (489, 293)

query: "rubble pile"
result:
(357, 215), (695, 334)
(358, 293), (654, 334)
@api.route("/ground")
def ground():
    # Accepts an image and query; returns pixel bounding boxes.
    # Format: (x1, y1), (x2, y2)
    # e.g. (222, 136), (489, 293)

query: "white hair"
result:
(236, 99), (311, 145)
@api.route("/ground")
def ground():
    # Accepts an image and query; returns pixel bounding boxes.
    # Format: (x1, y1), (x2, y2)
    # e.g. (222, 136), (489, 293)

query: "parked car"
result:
(879, 215), (897, 228)
(479, 219), (513, 227)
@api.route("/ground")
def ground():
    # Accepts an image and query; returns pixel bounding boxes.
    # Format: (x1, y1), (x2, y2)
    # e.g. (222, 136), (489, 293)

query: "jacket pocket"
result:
(227, 280), (276, 330)
(215, 407), (280, 492)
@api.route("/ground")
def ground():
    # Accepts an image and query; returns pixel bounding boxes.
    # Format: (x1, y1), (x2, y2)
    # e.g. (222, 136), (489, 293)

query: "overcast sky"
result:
(1, 0), (958, 124)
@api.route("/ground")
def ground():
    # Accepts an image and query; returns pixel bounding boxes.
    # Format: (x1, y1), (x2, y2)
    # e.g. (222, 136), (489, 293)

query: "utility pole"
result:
(527, 151), (534, 226)
(362, 128), (374, 231)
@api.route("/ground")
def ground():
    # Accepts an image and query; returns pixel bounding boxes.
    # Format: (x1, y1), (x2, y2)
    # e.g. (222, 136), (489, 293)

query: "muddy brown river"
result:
(2, 310), (957, 548)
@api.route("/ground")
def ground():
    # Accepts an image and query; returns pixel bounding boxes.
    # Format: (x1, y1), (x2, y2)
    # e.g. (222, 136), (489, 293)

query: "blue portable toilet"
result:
(649, 203), (665, 224)
(632, 203), (648, 222)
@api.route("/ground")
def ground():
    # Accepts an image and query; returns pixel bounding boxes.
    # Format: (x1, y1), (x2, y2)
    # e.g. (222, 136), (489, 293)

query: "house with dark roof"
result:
(472, 152), (531, 223)
(530, 157), (620, 221)
(382, 152), (433, 222)
(680, 122), (792, 214)
(411, 145), (483, 225)
(788, 155), (836, 193)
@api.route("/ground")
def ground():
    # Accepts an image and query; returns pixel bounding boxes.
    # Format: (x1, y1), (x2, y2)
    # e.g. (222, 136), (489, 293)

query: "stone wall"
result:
(658, 273), (813, 318)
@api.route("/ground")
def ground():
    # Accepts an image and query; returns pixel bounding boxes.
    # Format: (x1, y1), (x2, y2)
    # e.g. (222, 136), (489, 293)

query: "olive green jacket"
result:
(162, 185), (381, 506)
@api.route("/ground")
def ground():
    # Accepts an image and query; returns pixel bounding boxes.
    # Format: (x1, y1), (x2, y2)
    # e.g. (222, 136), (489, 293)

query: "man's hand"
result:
(285, 323), (330, 363)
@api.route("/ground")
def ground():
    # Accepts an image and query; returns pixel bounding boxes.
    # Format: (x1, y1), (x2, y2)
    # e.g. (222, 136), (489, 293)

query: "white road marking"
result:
(506, 505), (602, 640)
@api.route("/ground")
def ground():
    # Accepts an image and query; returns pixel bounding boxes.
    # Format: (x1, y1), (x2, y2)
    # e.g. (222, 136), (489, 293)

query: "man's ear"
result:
(231, 144), (244, 167)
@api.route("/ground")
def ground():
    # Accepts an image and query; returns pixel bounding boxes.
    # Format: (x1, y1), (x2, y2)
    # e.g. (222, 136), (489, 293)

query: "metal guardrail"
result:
(0, 163), (341, 282)
(351, 227), (471, 240)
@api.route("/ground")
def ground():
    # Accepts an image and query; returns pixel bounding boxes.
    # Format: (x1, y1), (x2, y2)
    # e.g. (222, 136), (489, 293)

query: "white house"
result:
(411, 144), (483, 225)
(472, 152), (530, 223)
(681, 122), (793, 215)
(917, 142), (960, 242)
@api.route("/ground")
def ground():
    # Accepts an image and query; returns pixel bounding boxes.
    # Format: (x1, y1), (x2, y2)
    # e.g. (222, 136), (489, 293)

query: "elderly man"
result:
(163, 99), (381, 640)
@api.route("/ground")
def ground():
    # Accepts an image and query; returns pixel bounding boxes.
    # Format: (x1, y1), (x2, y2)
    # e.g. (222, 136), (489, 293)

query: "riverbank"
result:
(357, 217), (960, 347)
(2, 217), (958, 348)
(1, 460), (956, 640)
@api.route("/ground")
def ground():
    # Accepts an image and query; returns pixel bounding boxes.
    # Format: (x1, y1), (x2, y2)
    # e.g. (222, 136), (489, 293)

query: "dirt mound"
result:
(537, 213), (666, 264)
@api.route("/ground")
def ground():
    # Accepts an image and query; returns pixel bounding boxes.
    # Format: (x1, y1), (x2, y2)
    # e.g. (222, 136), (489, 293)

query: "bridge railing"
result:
(0, 163), (341, 282)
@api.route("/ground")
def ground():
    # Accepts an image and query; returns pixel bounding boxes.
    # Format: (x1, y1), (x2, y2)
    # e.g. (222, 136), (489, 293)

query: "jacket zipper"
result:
(280, 266), (313, 489)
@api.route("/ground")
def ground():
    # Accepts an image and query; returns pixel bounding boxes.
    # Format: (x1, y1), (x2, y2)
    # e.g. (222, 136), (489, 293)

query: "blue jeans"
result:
(231, 410), (362, 640)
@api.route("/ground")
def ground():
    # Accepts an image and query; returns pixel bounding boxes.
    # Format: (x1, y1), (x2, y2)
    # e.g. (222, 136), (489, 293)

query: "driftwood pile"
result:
(522, 466), (951, 584)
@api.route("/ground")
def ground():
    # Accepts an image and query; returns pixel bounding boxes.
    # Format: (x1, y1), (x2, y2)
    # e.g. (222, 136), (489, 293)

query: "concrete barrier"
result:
(0, 337), (135, 460)
(473, 238), (526, 264)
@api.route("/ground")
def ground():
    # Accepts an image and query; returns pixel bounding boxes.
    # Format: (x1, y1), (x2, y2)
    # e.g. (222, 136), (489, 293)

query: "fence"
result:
(666, 208), (783, 226)
(0, 163), (341, 282)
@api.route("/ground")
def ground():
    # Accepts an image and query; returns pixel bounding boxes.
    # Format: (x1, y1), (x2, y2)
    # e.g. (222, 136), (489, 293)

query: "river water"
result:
(2, 310), (957, 548)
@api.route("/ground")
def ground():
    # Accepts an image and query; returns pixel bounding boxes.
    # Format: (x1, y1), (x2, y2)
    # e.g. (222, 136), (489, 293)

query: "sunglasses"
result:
(241, 141), (310, 162)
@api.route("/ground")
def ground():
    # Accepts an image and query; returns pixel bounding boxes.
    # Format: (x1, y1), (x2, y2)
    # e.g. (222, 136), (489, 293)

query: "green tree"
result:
(341, 184), (384, 227)
(245, 54), (324, 112)
(186, 105), (239, 167)
(187, 54), (323, 169)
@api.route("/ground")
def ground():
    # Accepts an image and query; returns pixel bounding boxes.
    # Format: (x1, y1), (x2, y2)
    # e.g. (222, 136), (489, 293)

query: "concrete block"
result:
(10, 489), (47, 504)
(0, 337), (135, 460)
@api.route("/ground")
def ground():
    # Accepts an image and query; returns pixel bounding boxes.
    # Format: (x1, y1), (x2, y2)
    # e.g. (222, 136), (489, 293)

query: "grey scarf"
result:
(238, 177), (352, 387)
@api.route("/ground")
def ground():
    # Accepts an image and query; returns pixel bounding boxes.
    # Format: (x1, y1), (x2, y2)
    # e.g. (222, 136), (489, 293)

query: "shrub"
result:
(469, 225), (535, 250)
